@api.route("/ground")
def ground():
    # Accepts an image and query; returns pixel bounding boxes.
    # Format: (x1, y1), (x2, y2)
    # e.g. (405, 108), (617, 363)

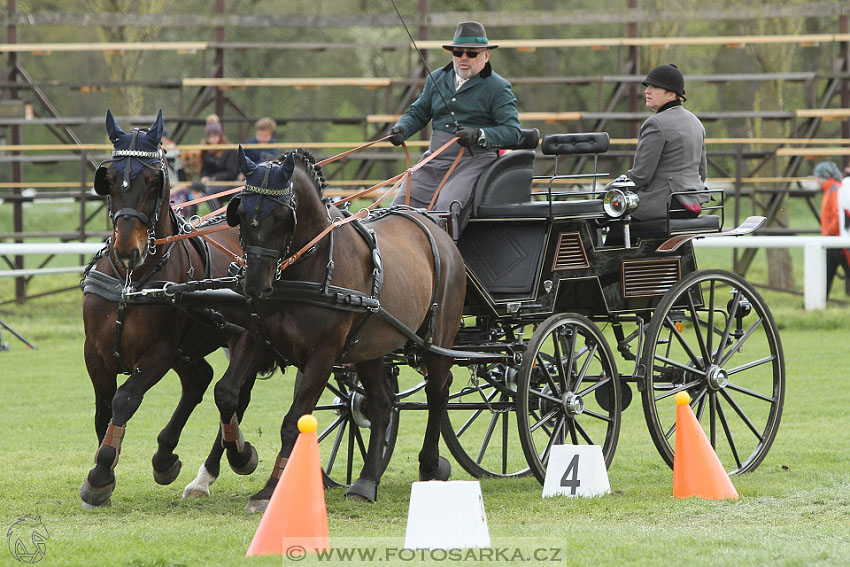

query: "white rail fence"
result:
(2, 237), (850, 310)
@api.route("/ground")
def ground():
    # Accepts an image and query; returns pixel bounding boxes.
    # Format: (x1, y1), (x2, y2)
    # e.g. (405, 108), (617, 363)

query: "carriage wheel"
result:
(640, 269), (785, 473)
(311, 367), (400, 488)
(517, 313), (621, 485)
(440, 323), (532, 478)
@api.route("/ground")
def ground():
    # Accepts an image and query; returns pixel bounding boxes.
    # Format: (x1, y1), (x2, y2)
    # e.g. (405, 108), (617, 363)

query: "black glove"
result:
(387, 125), (406, 146)
(454, 127), (480, 148)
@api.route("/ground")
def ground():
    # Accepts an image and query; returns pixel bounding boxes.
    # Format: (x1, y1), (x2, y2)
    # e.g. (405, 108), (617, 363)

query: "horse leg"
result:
(344, 358), (393, 503)
(151, 358), (215, 486)
(418, 354), (453, 481)
(80, 348), (175, 508)
(214, 333), (268, 477)
(85, 348), (117, 443)
(184, 366), (261, 499)
(245, 357), (333, 512)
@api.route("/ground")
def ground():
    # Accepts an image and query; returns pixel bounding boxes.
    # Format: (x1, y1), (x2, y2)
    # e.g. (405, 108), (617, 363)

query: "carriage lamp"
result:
(603, 176), (639, 218)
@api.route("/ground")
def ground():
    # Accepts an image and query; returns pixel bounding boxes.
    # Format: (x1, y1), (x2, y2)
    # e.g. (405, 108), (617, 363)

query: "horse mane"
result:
(291, 148), (327, 197)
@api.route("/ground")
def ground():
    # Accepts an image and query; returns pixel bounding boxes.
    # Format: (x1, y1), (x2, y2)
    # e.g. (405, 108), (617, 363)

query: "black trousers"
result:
(826, 248), (850, 298)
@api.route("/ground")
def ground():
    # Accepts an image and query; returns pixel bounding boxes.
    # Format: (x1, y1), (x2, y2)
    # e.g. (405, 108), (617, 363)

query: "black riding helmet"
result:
(642, 63), (686, 101)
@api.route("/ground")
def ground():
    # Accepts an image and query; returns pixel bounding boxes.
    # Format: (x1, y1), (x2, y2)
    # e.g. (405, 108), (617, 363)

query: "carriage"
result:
(269, 129), (784, 487)
(81, 113), (783, 508)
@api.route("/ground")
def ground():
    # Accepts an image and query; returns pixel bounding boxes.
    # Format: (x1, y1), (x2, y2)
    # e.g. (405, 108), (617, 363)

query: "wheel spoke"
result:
(317, 413), (346, 444)
(475, 411), (500, 464)
(719, 388), (766, 440)
(579, 408), (613, 423)
(706, 280), (716, 357)
(572, 340), (597, 392)
(567, 418), (579, 444)
(501, 411), (509, 475)
(326, 418), (348, 476)
(530, 407), (560, 433)
(455, 388), (499, 439)
(725, 355), (777, 379)
(573, 417), (596, 444)
(718, 316), (765, 367)
(540, 417), (565, 465)
(529, 386), (562, 405)
(715, 397), (743, 469)
(653, 378), (702, 402)
(725, 380), (776, 403)
(685, 286), (710, 363)
(664, 314), (704, 370)
(713, 289), (741, 365)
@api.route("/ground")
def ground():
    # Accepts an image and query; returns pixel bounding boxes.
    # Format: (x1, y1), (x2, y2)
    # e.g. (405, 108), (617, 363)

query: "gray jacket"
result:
(627, 104), (708, 221)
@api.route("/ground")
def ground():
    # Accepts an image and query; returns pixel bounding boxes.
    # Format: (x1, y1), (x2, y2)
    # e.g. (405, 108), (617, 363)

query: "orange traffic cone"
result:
(673, 392), (739, 500)
(246, 414), (329, 556)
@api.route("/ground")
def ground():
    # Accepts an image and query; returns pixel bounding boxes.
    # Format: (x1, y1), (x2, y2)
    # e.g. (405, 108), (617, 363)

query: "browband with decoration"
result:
(112, 149), (162, 160)
(244, 181), (294, 197)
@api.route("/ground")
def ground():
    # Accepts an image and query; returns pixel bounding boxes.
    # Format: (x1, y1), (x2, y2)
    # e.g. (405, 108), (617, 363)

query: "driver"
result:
(387, 21), (521, 233)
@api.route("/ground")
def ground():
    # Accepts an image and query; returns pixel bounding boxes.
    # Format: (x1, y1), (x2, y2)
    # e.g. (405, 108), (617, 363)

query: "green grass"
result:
(1, 267), (850, 566)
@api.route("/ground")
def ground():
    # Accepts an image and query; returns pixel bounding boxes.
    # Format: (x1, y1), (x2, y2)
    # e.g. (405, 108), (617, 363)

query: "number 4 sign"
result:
(542, 445), (610, 498)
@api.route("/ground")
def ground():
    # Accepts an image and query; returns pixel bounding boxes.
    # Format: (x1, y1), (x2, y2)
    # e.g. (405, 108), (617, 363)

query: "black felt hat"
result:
(442, 21), (498, 50)
(642, 63), (686, 101)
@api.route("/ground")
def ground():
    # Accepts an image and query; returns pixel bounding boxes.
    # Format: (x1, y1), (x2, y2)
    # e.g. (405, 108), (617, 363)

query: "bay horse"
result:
(216, 147), (465, 509)
(80, 110), (258, 507)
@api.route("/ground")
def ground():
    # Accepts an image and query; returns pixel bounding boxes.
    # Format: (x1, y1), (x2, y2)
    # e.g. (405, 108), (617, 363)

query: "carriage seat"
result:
(472, 132), (610, 219)
(471, 128), (540, 218)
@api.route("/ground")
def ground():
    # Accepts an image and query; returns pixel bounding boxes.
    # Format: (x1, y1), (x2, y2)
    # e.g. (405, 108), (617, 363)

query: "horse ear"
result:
(281, 152), (296, 180)
(105, 109), (125, 143)
(237, 145), (257, 176)
(94, 166), (111, 196)
(226, 196), (242, 227)
(147, 109), (164, 146)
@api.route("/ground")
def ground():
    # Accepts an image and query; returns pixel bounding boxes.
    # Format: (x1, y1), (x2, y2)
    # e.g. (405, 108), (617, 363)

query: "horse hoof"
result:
(344, 478), (378, 502)
(419, 456), (451, 481)
(229, 444), (258, 476)
(182, 464), (217, 499)
(244, 498), (269, 513)
(80, 478), (115, 508)
(153, 458), (182, 486)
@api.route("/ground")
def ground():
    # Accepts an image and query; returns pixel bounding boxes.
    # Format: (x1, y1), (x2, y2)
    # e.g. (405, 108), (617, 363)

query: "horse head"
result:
(227, 146), (297, 298)
(94, 109), (168, 271)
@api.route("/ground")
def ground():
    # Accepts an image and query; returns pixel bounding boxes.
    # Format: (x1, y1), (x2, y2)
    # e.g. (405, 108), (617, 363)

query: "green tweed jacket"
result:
(396, 62), (521, 149)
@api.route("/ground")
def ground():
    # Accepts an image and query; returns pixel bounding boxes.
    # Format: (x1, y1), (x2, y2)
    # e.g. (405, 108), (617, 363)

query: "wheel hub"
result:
(562, 392), (584, 416)
(706, 365), (729, 391)
(350, 391), (371, 428)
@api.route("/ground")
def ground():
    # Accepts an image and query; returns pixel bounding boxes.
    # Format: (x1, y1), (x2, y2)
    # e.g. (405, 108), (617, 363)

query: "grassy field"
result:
(1, 262), (850, 567)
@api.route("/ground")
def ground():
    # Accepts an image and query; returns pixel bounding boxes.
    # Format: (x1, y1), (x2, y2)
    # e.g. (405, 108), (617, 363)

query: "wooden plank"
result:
(181, 77), (393, 88)
(0, 41), (208, 53)
(795, 108), (850, 119)
(2, 34), (848, 54)
(415, 33), (850, 50)
(776, 147), (850, 156)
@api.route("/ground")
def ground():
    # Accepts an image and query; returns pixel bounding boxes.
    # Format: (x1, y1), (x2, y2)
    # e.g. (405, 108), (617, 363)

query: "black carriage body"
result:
(458, 213), (699, 322)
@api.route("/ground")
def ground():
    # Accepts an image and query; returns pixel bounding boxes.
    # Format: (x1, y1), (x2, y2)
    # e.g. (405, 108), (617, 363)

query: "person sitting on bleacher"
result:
(386, 21), (521, 233)
(626, 63), (709, 221)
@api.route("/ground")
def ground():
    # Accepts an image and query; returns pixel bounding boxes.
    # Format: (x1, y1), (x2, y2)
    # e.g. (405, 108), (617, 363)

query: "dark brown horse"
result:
(80, 110), (256, 507)
(216, 147), (465, 509)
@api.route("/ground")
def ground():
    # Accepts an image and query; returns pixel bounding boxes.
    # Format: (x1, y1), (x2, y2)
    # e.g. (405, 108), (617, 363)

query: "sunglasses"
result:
(451, 49), (483, 59)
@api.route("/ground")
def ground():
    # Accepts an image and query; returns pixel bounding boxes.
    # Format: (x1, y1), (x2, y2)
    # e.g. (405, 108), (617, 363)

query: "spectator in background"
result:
(200, 114), (239, 192)
(161, 129), (187, 184)
(813, 160), (850, 298)
(243, 117), (279, 163)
